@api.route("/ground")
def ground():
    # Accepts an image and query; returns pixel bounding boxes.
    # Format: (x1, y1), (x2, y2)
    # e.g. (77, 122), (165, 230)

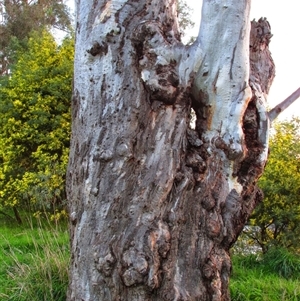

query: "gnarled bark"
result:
(67, 1), (275, 300)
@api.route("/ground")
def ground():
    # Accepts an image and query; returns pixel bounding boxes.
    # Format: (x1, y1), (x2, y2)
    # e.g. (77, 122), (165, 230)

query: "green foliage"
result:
(0, 31), (74, 220)
(0, 0), (72, 74)
(0, 219), (69, 301)
(177, 0), (195, 37)
(248, 118), (300, 252)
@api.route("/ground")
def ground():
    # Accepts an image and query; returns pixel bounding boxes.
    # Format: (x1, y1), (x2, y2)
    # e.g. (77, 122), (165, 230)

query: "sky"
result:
(185, 0), (300, 120)
(66, 0), (299, 120)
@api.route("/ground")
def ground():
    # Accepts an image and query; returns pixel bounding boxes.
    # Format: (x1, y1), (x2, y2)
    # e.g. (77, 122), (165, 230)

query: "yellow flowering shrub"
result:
(0, 31), (74, 220)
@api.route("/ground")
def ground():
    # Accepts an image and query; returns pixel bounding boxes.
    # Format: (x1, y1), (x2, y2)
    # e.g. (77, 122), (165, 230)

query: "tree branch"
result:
(268, 87), (300, 122)
(191, 0), (252, 161)
(0, 210), (14, 220)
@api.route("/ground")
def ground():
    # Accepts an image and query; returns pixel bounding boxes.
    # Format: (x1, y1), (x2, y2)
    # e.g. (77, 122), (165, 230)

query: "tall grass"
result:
(231, 250), (300, 301)
(0, 218), (69, 301)
(262, 248), (300, 279)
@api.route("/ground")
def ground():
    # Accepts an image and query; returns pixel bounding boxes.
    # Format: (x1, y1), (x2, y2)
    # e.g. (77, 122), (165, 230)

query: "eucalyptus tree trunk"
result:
(67, 1), (274, 300)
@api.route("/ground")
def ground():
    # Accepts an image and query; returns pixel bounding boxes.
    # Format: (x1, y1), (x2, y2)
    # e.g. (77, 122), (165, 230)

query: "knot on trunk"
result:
(186, 150), (206, 174)
(94, 251), (116, 277)
(203, 253), (231, 300)
(250, 17), (272, 50)
(206, 211), (223, 239)
(147, 221), (171, 289)
(214, 136), (245, 161)
(120, 221), (171, 290)
(121, 249), (149, 286)
(186, 128), (207, 181)
(187, 128), (203, 148)
(132, 22), (182, 105)
(87, 41), (108, 57)
(250, 18), (275, 95)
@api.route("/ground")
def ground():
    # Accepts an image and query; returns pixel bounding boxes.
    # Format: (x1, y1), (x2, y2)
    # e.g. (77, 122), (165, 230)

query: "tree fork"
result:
(67, 1), (293, 300)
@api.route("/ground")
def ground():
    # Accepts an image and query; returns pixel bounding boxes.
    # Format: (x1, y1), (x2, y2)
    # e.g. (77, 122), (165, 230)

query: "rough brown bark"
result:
(67, 1), (274, 300)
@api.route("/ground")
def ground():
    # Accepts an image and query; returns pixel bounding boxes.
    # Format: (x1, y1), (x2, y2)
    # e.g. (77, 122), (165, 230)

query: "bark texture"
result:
(67, 1), (274, 300)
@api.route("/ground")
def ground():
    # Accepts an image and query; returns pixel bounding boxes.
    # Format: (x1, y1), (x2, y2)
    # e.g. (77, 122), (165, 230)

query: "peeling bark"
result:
(67, 1), (275, 300)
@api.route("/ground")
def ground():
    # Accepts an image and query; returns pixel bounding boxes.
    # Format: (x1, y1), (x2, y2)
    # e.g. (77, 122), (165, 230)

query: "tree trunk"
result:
(13, 206), (22, 225)
(67, 1), (274, 300)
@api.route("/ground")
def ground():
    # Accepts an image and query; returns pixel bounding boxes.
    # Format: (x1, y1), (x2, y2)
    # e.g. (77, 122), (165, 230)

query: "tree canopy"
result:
(0, 31), (73, 222)
(0, 0), (72, 74)
(245, 118), (300, 252)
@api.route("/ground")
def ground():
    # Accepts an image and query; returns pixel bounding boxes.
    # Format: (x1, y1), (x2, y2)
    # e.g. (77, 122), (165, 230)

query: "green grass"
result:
(1, 216), (300, 301)
(230, 253), (300, 301)
(0, 217), (69, 301)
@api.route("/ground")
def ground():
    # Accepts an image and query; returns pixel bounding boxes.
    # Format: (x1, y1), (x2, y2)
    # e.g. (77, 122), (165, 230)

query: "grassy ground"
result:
(0, 217), (69, 301)
(230, 252), (300, 301)
(1, 217), (300, 301)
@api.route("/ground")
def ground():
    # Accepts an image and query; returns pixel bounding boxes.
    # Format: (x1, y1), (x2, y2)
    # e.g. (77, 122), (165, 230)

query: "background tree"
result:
(67, 1), (298, 300)
(177, 0), (195, 40)
(0, 0), (72, 74)
(245, 118), (300, 253)
(0, 31), (73, 223)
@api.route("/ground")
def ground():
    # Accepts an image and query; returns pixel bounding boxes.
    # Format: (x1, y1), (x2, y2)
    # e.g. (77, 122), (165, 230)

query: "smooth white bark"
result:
(191, 0), (254, 198)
